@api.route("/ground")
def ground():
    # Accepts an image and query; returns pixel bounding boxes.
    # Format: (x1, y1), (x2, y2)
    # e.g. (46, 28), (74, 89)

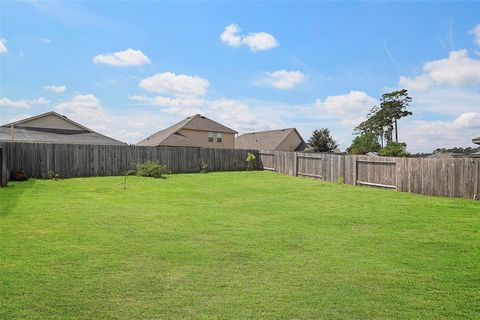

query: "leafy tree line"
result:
(305, 89), (414, 157)
(349, 89), (413, 157)
(433, 146), (480, 154)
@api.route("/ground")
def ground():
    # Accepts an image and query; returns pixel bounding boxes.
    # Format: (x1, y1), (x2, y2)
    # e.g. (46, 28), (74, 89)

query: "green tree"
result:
(347, 133), (381, 154)
(308, 128), (338, 152)
(354, 89), (413, 145)
(378, 142), (410, 157)
(379, 89), (412, 142)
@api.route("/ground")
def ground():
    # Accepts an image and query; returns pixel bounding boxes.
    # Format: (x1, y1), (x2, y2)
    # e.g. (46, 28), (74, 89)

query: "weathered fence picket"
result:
(1, 142), (259, 181)
(2, 142), (479, 200)
(258, 150), (480, 200)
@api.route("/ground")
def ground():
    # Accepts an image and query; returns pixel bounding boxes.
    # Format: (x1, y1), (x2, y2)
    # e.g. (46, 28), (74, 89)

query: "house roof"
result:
(0, 111), (126, 145)
(235, 128), (306, 151)
(2, 111), (94, 132)
(473, 136), (480, 145)
(136, 114), (237, 147)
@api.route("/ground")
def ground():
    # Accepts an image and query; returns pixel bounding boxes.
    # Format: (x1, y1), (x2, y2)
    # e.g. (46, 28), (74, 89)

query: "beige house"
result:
(0, 111), (125, 145)
(137, 114), (237, 148)
(236, 128), (307, 152)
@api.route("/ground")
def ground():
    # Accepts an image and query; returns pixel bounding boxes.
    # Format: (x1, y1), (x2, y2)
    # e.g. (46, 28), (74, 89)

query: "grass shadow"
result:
(0, 179), (36, 217)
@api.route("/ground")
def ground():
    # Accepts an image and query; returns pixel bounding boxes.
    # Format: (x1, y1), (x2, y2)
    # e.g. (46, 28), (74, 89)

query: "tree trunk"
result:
(395, 118), (398, 142)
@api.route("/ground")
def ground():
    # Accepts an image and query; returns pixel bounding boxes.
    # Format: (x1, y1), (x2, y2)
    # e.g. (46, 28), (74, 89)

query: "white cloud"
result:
(242, 32), (278, 51)
(39, 38), (52, 44)
(139, 72), (209, 97)
(316, 91), (377, 117)
(93, 48), (150, 67)
(43, 85), (66, 93)
(130, 95), (205, 115)
(0, 97), (49, 109)
(220, 24), (242, 47)
(451, 112), (480, 129)
(469, 24), (480, 46)
(220, 24), (278, 51)
(0, 39), (7, 54)
(399, 50), (480, 90)
(402, 113), (480, 151)
(410, 86), (480, 116)
(207, 99), (275, 132)
(55, 94), (106, 120)
(130, 94), (277, 133)
(256, 70), (305, 89)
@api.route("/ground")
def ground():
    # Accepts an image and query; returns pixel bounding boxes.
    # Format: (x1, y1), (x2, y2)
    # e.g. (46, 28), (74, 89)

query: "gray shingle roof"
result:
(235, 128), (306, 151)
(0, 111), (126, 145)
(137, 114), (237, 147)
(0, 127), (126, 145)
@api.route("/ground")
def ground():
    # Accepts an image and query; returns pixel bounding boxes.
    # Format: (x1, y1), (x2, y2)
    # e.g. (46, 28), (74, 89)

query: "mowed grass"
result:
(0, 171), (479, 319)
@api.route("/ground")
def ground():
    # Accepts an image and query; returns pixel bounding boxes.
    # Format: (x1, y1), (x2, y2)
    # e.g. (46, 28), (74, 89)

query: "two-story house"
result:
(136, 114), (237, 148)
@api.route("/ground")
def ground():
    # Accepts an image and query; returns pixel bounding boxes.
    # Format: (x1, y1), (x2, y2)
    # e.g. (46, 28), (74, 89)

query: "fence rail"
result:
(1, 142), (259, 181)
(258, 150), (480, 200)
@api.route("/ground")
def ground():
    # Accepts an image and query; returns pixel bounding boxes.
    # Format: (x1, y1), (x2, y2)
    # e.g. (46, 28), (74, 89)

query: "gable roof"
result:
(235, 128), (306, 151)
(0, 111), (126, 145)
(137, 114), (237, 146)
(473, 136), (480, 145)
(2, 111), (93, 132)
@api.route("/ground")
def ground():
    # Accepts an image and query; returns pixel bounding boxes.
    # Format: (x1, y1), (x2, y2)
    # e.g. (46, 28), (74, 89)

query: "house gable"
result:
(0, 111), (125, 145)
(236, 128), (306, 151)
(2, 112), (92, 132)
(276, 129), (304, 151)
(136, 114), (237, 148)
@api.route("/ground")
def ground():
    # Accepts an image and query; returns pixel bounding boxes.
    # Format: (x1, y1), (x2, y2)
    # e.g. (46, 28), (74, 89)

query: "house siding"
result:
(276, 131), (303, 151)
(15, 114), (83, 130)
(178, 129), (235, 149)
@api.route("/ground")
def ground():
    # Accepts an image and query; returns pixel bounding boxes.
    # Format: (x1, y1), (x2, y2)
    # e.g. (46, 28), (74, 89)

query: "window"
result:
(208, 132), (214, 142)
(217, 132), (222, 143)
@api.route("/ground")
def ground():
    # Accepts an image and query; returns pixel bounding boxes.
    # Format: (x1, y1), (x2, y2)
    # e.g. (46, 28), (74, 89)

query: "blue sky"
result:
(1, 1), (479, 152)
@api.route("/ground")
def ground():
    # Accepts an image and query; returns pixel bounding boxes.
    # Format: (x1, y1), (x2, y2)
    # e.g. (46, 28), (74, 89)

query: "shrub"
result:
(347, 133), (381, 154)
(379, 142), (410, 157)
(246, 152), (256, 171)
(200, 162), (209, 173)
(136, 161), (170, 178)
(47, 170), (61, 180)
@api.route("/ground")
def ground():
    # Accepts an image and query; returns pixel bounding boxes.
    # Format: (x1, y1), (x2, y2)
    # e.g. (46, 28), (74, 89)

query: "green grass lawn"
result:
(1, 171), (479, 319)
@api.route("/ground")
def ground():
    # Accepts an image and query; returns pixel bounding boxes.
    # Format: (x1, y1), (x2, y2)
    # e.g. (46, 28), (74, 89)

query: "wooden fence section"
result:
(1, 142), (259, 180)
(258, 150), (480, 200)
(0, 147), (7, 187)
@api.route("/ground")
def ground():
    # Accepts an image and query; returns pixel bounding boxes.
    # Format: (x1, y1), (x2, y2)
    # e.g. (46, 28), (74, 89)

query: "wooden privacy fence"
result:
(1, 142), (259, 181)
(0, 147), (7, 187)
(258, 150), (480, 200)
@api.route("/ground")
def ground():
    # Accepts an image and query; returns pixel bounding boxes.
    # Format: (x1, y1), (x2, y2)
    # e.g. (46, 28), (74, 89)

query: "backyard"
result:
(0, 171), (479, 319)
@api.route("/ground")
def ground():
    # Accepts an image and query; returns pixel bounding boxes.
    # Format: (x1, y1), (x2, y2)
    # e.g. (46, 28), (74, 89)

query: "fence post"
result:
(0, 146), (3, 187)
(294, 152), (298, 176)
(474, 159), (479, 200)
(353, 156), (358, 186)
